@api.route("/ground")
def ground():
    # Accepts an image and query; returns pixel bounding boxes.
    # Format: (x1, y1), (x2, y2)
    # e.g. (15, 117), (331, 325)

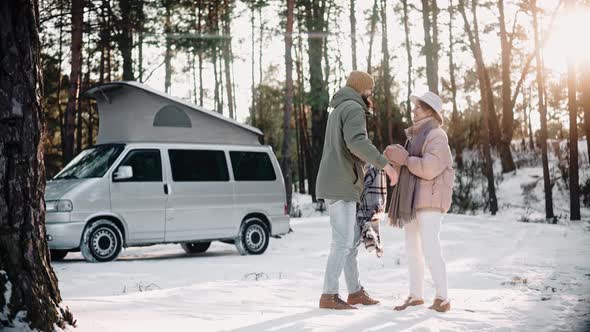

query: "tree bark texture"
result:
(0, 0), (75, 330)
(532, 1), (554, 220)
(281, 0), (295, 213)
(64, 0), (83, 164)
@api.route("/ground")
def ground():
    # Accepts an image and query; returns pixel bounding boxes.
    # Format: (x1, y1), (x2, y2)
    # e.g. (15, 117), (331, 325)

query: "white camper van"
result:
(45, 82), (290, 262)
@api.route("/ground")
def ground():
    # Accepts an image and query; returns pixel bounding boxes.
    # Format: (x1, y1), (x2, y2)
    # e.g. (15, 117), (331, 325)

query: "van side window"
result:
(116, 149), (162, 182)
(230, 151), (276, 181)
(168, 150), (229, 182)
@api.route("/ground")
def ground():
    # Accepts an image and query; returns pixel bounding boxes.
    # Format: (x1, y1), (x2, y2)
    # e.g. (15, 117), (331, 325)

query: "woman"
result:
(384, 91), (455, 313)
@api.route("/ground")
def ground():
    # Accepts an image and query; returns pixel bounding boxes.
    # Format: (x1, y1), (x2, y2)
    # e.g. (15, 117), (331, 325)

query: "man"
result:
(316, 70), (398, 310)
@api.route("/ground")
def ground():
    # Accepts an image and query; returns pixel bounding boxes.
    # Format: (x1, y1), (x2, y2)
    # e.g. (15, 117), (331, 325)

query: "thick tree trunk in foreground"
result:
(0, 0), (75, 330)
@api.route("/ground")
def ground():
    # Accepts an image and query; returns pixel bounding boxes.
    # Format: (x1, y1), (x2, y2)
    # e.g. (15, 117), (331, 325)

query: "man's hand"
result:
(383, 164), (399, 186)
(384, 144), (409, 166)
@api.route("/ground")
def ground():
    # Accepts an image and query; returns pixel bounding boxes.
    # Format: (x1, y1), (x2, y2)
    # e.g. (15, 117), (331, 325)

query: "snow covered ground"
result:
(55, 213), (590, 331)
(50, 140), (590, 331)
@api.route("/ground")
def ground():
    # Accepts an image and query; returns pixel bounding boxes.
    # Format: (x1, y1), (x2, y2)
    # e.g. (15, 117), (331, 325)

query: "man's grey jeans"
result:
(322, 200), (362, 295)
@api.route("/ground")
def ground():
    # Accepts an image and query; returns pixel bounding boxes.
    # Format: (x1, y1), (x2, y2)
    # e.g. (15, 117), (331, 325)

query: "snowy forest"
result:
(1, 0), (590, 331)
(36, 0), (589, 221)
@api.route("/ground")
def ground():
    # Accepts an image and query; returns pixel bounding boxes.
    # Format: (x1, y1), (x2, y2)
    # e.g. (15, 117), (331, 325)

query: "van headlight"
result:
(46, 200), (73, 212)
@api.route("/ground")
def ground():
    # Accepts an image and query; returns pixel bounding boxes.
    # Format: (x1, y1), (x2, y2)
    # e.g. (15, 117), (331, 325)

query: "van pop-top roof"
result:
(84, 81), (263, 145)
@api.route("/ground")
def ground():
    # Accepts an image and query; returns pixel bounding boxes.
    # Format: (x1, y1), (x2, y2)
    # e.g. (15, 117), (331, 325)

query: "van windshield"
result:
(53, 144), (125, 180)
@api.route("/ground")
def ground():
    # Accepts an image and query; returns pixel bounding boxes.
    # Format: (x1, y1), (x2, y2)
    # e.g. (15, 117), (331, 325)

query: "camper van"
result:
(45, 82), (290, 262)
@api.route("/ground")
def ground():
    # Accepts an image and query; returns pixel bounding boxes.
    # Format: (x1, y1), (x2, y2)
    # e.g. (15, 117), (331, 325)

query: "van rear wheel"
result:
(181, 242), (211, 254)
(235, 218), (269, 255)
(80, 220), (123, 263)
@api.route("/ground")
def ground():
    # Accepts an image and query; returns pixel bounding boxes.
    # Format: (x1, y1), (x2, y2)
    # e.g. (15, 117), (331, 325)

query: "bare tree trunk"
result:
(498, 0), (516, 173)
(520, 85), (531, 150)
(259, 6), (263, 86)
(118, 0), (134, 81)
(304, 0), (329, 202)
(106, 0), (113, 83)
(468, 0), (502, 146)
(350, 0), (357, 70)
(57, 0), (66, 158)
(250, 2), (256, 126)
(323, 3), (331, 93)
(0, 0), (75, 329)
(366, 0), (378, 74)
(448, 0), (463, 168)
(64, 0), (83, 164)
(527, 86), (535, 150)
(533, 0), (554, 220)
(138, 21), (144, 81)
(421, 0), (438, 94)
(459, 0), (498, 214)
(222, 0), (234, 119)
(402, 0), (413, 121)
(164, 0), (172, 93)
(76, 68), (88, 154)
(583, 61), (590, 158)
(213, 43), (220, 113)
(567, 40), (581, 221)
(301, 106), (314, 196)
(380, 0), (394, 145)
(88, 103), (94, 147)
(295, 33), (307, 194)
(77, 35), (91, 154)
(432, 0), (439, 94)
(219, 45), (224, 115)
(198, 50), (204, 105)
(97, 0), (107, 147)
(197, 0), (204, 106)
(281, 0), (295, 213)
(191, 51), (198, 104)
(99, 0), (107, 84)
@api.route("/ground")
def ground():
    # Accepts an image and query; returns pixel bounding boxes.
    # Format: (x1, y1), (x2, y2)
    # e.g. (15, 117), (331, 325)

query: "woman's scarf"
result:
(388, 117), (440, 228)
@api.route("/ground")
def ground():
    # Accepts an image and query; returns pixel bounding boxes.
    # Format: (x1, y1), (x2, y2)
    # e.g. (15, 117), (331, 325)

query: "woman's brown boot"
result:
(428, 298), (451, 312)
(393, 296), (425, 311)
(319, 294), (357, 310)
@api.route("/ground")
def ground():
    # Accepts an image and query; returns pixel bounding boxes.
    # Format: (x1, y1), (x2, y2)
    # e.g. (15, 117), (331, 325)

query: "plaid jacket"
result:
(357, 165), (387, 222)
(356, 164), (386, 257)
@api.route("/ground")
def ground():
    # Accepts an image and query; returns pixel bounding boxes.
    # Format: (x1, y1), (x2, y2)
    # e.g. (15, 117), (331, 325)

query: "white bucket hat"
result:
(410, 91), (443, 123)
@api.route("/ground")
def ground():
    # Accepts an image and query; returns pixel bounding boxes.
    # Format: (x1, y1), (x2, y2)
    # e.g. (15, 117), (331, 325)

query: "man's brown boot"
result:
(346, 288), (380, 305)
(428, 298), (451, 312)
(393, 296), (425, 311)
(319, 294), (357, 310)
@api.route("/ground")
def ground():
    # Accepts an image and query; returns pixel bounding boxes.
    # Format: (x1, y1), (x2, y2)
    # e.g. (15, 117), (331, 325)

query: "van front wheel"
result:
(181, 242), (211, 254)
(80, 220), (123, 263)
(235, 218), (269, 255)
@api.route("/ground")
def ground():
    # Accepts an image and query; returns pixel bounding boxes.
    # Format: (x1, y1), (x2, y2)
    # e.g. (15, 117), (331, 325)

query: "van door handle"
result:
(163, 183), (169, 195)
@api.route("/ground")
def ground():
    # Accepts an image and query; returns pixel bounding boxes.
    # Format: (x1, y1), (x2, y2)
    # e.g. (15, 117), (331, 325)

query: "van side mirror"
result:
(114, 166), (133, 180)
